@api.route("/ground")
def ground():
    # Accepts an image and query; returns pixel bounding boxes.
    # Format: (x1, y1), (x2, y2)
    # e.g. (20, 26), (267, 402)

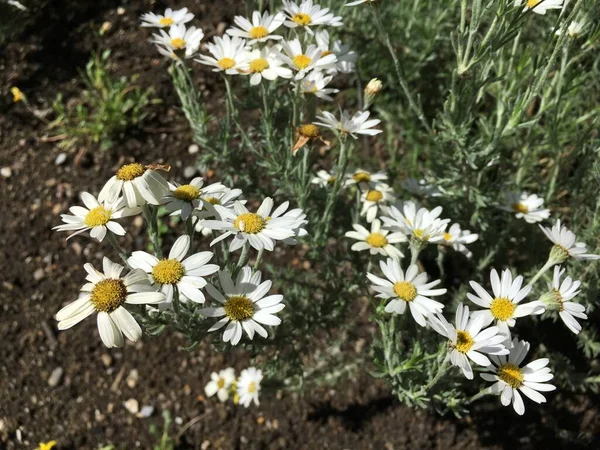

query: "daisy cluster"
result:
(204, 366), (263, 407)
(54, 162), (307, 348)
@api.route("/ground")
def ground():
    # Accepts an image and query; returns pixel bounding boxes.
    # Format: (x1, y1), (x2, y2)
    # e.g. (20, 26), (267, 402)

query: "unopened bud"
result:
(364, 78), (382, 109)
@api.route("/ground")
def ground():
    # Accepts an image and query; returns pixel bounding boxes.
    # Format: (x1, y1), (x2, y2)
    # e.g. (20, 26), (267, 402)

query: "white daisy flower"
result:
(400, 178), (442, 198)
(227, 11), (285, 44)
(282, 0), (343, 35)
(193, 187), (245, 236)
(442, 223), (479, 258)
(152, 24), (204, 59)
(140, 7), (194, 28)
(311, 169), (337, 188)
(539, 266), (587, 334)
(381, 202), (449, 244)
(360, 183), (395, 223)
(345, 219), (406, 260)
(555, 20), (585, 37)
(237, 367), (263, 407)
(162, 178), (225, 221)
(500, 191), (550, 223)
(205, 368), (236, 402)
(344, 169), (387, 188)
(367, 259), (446, 326)
(429, 303), (509, 379)
(278, 38), (337, 80)
(55, 257), (166, 348)
(202, 198), (300, 252)
(481, 338), (556, 416)
(314, 110), (382, 138)
(195, 35), (250, 74)
(98, 162), (169, 208)
(467, 268), (544, 337)
(200, 267), (285, 346)
(128, 235), (218, 304)
(540, 219), (600, 264)
(315, 30), (357, 74)
(295, 70), (339, 101)
(241, 47), (293, 86)
(266, 201), (308, 245)
(514, 0), (563, 15)
(53, 192), (140, 242)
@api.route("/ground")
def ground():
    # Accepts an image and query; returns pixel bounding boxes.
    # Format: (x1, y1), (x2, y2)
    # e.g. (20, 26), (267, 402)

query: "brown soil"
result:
(1, 1), (599, 449)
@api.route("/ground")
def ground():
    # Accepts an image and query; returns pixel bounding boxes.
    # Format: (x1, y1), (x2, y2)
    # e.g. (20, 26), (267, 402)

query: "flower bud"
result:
(364, 78), (382, 109)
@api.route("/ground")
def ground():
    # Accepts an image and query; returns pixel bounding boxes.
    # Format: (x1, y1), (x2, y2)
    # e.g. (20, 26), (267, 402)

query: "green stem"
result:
(529, 258), (555, 286)
(106, 231), (129, 266)
(142, 204), (162, 259)
(467, 388), (490, 404)
(234, 242), (251, 277)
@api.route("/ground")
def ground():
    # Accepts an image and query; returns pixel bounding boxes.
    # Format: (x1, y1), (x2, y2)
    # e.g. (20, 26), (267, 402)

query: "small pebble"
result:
(138, 405), (154, 418)
(0, 167), (11, 178)
(48, 367), (63, 387)
(55, 153), (67, 165)
(201, 441), (211, 450)
(126, 369), (139, 388)
(33, 268), (45, 281)
(188, 144), (199, 154)
(124, 398), (139, 414)
(101, 353), (112, 367)
(117, 7), (125, 15)
(183, 166), (197, 178)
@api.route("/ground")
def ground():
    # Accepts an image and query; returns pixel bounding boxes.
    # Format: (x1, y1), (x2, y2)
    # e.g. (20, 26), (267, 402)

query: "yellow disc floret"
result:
(247, 381), (257, 393)
(352, 172), (371, 183)
(512, 203), (529, 214)
(159, 17), (174, 26)
(443, 232), (452, 242)
(292, 13), (312, 26)
(218, 57), (236, 70)
(173, 184), (201, 202)
(249, 58), (270, 73)
(454, 330), (475, 353)
(249, 26), (269, 39)
(366, 190), (383, 202)
(224, 295), (255, 321)
(171, 38), (186, 49)
(490, 297), (516, 321)
(298, 124), (320, 138)
(116, 163), (146, 181)
(152, 259), (185, 285)
(90, 279), (128, 313)
(526, 0), (541, 8)
(497, 363), (524, 389)
(234, 213), (266, 234)
(366, 232), (388, 248)
(393, 281), (417, 302)
(84, 206), (112, 227)
(204, 197), (221, 205)
(293, 54), (312, 70)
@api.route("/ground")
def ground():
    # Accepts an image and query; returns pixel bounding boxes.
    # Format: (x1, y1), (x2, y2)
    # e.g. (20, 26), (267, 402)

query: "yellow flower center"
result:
(84, 206), (112, 227)
(497, 363), (524, 389)
(454, 330), (474, 353)
(173, 184), (201, 202)
(224, 295), (255, 321)
(321, 50), (333, 57)
(353, 172), (371, 183)
(293, 54), (312, 70)
(204, 196), (221, 205)
(393, 281), (417, 302)
(234, 213), (266, 234)
(299, 124), (320, 138)
(152, 259), (185, 285)
(413, 229), (429, 241)
(217, 378), (226, 389)
(159, 17), (174, 26)
(11, 87), (24, 103)
(216, 58), (235, 70)
(116, 163), (146, 181)
(443, 232), (452, 242)
(38, 441), (57, 450)
(171, 38), (186, 49)
(490, 297), (516, 321)
(366, 190), (383, 202)
(249, 26), (269, 39)
(512, 203), (529, 214)
(249, 58), (270, 73)
(526, 0), (541, 8)
(327, 176), (336, 186)
(292, 13), (312, 26)
(366, 232), (388, 248)
(247, 381), (257, 393)
(90, 279), (128, 313)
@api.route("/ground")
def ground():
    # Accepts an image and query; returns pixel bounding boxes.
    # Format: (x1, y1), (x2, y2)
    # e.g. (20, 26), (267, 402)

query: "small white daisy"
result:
(55, 257), (166, 348)
(540, 219), (600, 264)
(162, 178), (225, 221)
(314, 110), (382, 138)
(278, 38), (337, 80)
(500, 191), (550, 223)
(53, 192), (140, 242)
(282, 0), (343, 35)
(429, 303), (509, 379)
(200, 267), (285, 346)
(400, 178), (442, 198)
(241, 47), (293, 86)
(381, 202), (449, 244)
(539, 266), (587, 334)
(152, 24), (204, 59)
(311, 169), (337, 188)
(237, 367), (263, 407)
(315, 30), (357, 74)
(467, 268), (544, 337)
(266, 201), (308, 245)
(344, 169), (387, 188)
(196, 35), (249, 74)
(441, 223), (479, 258)
(514, 0), (563, 15)
(205, 368), (236, 402)
(360, 183), (395, 223)
(128, 235), (218, 305)
(227, 11), (285, 44)
(295, 70), (339, 101)
(367, 259), (446, 326)
(345, 219), (406, 260)
(555, 20), (585, 37)
(140, 7), (194, 28)
(202, 198), (302, 252)
(482, 338), (556, 415)
(193, 187), (245, 236)
(98, 162), (169, 208)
